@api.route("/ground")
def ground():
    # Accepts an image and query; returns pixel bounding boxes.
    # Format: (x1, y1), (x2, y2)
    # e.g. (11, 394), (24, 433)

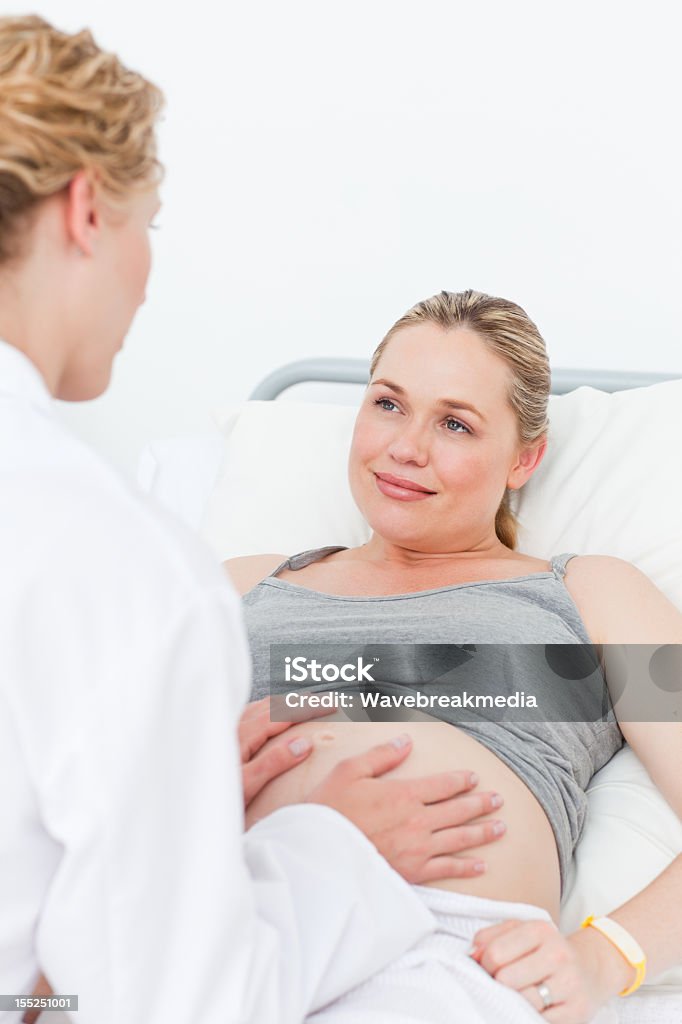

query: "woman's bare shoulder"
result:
(223, 553), (288, 596)
(565, 553), (657, 591)
(563, 555), (682, 644)
(563, 553), (630, 581)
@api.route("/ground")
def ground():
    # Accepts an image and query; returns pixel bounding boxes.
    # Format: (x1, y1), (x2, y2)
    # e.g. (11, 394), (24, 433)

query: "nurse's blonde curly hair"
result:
(0, 15), (164, 264)
(370, 290), (551, 551)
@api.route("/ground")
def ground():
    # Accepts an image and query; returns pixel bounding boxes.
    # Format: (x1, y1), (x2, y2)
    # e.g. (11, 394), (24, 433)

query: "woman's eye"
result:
(374, 397), (398, 412)
(445, 417), (470, 434)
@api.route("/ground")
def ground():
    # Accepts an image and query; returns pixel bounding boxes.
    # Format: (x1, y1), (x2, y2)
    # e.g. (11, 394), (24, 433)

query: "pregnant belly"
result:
(245, 713), (561, 921)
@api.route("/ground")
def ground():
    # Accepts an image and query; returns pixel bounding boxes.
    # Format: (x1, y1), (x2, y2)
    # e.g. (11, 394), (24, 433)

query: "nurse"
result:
(0, 16), (501, 1024)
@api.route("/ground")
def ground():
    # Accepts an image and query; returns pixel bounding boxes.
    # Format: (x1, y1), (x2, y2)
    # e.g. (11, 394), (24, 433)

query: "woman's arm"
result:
(585, 716), (682, 982)
(594, 557), (682, 980)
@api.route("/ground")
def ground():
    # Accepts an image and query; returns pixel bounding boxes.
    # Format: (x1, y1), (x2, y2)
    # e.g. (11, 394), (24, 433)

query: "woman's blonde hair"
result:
(0, 15), (164, 264)
(370, 289), (551, 550)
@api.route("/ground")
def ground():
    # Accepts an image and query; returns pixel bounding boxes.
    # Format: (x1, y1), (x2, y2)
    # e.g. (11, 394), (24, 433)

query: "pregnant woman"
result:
(227, 290), (682, 1023)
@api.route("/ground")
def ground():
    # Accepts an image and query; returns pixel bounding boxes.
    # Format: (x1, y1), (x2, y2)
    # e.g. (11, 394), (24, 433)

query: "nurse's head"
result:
(0, 15), (164, 399)
(348, 289), (551, 554)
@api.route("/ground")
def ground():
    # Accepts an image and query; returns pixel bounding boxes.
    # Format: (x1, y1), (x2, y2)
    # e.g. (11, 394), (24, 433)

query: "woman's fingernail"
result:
(492, 821), (506, 836)
(474, 861), (486, 873)
(391, 733), (411, 748)
(289, 738), (311, 757)
(469, 772), (479, 785)
(469, 945), (482, 959)
(491, 794), (503, 808)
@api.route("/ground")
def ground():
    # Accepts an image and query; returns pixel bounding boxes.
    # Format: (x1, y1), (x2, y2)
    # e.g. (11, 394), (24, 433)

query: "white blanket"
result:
(307, 886), (618, 1023)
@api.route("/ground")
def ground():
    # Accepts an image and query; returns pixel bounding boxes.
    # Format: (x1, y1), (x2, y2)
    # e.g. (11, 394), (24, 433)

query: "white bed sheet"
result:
(618, 988), (682, 1023)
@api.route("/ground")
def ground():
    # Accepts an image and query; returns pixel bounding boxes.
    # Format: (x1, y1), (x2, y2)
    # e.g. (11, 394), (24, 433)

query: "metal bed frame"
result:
(249, 358), (681, 400)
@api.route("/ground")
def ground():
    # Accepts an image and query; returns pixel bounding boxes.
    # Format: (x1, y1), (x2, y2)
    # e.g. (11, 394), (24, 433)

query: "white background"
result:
(16, 0), (682, 473)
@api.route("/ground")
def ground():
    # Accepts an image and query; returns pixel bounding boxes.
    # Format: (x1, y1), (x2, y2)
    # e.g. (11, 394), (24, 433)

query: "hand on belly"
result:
(245, 714), (562, 920)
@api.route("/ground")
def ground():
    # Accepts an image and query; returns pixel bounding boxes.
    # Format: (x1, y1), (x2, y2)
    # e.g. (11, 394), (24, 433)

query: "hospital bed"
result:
(140, 358), (682, 1023)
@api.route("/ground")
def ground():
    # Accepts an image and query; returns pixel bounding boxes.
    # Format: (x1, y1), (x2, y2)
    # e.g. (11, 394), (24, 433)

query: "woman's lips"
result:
(374, 472), (436, 502)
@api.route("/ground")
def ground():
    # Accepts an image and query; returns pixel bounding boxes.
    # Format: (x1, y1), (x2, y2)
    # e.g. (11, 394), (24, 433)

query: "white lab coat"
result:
(0, 340), (435, 1024)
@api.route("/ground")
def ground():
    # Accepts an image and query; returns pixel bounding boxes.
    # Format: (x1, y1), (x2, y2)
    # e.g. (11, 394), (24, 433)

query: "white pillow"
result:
(514, 381), (682, 610)
(201, 402), (369, 559)
(201, 382), (682, 987)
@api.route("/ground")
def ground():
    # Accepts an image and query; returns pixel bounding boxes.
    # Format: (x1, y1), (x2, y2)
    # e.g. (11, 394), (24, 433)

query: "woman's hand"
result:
(469, 918), (629, 1022)
(240, 697), (335, 809)
(305, 733), (506, 883)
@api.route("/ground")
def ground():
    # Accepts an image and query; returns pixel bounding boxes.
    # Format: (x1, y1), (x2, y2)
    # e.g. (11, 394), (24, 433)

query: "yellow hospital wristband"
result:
(580, 915), (647, 996)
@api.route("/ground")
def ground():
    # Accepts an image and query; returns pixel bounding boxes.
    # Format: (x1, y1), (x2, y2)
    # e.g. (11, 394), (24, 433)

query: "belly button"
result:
(315, 731), (336, 743)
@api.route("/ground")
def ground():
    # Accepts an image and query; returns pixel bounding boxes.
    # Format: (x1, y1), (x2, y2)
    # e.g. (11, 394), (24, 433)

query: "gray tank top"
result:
(242, 546), (623, 892)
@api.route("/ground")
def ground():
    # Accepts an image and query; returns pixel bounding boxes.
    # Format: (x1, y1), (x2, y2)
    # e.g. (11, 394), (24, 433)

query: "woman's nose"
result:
(387, 426), (429, 466)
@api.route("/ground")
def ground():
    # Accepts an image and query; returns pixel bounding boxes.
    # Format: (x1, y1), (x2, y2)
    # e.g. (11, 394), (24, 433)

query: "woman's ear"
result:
(63, 170), (100, 257)
(507, 436), (547, 490)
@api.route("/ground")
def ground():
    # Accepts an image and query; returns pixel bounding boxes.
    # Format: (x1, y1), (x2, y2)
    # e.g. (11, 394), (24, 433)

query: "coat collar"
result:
(0, 339), (53, 414)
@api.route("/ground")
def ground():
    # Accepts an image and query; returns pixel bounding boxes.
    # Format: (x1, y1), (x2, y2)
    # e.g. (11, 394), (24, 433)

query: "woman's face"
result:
(58, 185), (161, 400)
(348, 322), (544, 553)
